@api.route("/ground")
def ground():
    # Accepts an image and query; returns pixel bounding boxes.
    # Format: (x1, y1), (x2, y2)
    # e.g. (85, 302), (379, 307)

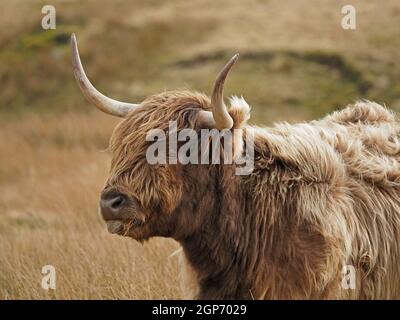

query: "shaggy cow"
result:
(71, 33), (400, 299)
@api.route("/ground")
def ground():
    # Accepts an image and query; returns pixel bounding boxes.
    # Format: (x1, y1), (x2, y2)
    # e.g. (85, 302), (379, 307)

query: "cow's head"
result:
(71, 34), (250, 241)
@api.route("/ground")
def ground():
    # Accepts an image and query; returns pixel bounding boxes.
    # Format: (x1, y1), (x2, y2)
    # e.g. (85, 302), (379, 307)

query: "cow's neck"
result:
(179, 165), (253, 299)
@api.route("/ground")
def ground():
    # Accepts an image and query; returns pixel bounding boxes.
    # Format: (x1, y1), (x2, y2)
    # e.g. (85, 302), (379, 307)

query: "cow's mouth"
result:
(105, 217), (144, 236)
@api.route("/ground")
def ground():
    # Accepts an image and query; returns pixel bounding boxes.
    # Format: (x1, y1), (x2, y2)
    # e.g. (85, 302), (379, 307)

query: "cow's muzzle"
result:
(100, 190), (129, 221)
(99, 190), (146, 235)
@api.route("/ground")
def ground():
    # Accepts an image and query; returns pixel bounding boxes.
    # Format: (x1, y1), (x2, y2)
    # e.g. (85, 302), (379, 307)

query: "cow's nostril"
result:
(100, 191), (128, 220)
(110, 195), (125, 209)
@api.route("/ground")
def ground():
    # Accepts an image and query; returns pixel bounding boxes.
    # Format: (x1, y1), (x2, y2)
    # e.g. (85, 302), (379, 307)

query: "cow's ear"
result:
(227, 96), (251, 129)
(226, 96), (251, 161)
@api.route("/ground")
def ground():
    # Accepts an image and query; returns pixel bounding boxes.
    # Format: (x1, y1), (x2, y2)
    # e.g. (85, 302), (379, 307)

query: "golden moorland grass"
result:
(0, 0), (400, 299)
(0, 111), (183, 299)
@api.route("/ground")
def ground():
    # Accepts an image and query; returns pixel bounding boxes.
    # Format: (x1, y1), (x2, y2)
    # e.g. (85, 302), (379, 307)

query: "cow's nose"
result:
(100, 191), (127, 220)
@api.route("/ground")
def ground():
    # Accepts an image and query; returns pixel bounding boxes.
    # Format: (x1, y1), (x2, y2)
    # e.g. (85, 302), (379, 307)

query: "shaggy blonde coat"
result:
(108, 92), (400, 299)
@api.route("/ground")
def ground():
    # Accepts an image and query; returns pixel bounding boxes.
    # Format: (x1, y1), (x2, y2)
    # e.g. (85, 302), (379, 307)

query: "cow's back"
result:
(248, 101), (400, 299)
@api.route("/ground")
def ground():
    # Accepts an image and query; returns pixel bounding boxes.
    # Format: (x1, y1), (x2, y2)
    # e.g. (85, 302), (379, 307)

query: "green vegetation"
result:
(1, 0), (399, 123)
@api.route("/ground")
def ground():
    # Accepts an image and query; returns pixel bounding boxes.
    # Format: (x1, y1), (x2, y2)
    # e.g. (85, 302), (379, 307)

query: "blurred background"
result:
(0, 0), (399, 299)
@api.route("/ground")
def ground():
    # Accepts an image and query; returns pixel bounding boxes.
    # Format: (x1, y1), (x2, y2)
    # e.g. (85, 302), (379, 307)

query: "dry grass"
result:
(0, 111), (183, 299)
(1, 0), (400, 299)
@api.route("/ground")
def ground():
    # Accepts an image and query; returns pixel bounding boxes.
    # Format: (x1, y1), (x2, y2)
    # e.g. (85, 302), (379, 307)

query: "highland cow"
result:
(71, 33), (400, 299)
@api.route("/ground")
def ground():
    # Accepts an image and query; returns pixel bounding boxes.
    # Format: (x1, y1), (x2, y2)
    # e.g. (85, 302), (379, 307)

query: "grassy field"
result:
(0, 0), (400, 299)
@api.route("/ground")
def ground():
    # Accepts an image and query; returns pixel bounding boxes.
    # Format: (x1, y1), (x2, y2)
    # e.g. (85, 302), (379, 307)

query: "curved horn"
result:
(210, 54), (238, 129)
(71, 33), (141, 117)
